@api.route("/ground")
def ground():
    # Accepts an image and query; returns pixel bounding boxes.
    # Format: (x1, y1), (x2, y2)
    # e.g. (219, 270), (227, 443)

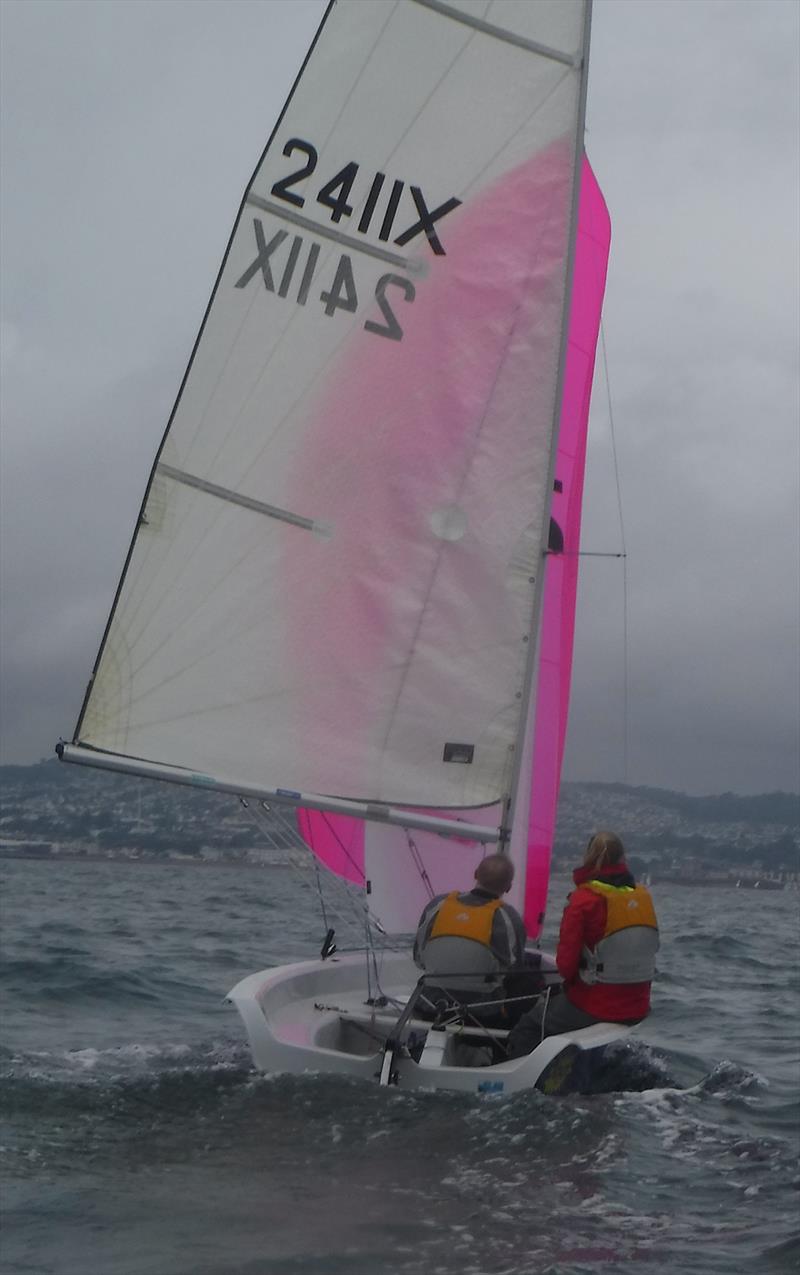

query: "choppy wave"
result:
(2, 859), (799, 1275)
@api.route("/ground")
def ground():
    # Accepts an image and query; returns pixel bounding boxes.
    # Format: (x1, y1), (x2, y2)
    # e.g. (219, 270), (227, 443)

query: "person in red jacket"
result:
(507, 832), (658, 1056)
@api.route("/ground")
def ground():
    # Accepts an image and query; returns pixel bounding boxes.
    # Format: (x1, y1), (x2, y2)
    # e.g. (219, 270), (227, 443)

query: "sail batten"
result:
(157, 463), (327, 534)
(411, 0), (582, 67)
(245, 195), (422, 274)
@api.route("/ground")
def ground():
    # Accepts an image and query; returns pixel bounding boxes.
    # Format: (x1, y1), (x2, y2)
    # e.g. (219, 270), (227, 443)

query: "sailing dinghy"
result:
(58, 0), (629, 1094)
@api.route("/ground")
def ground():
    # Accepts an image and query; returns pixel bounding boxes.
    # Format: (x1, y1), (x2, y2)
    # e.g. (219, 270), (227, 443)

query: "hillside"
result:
(0, 760), (797, 873)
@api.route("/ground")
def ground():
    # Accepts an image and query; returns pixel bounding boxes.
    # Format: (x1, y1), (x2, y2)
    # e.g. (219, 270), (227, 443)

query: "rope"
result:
(308, 809), (367, 885)
(314, 859), (329, 933)
(539, 985), (553, 1044)
(239, 797), (371, 940)
(600, 321), (630, 785)
(406, 832), (436, 900)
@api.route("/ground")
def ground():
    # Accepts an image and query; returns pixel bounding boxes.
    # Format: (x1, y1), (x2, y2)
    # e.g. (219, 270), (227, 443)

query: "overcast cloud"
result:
(1, 0), (798, 795)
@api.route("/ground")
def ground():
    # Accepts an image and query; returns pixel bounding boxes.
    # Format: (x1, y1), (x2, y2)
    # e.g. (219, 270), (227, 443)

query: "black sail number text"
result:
(235, 222), (416, 342)
(269, 136), (460, 255)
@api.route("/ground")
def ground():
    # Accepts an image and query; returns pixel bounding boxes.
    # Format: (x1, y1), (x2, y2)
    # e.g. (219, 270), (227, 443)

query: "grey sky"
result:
(1, 0), (798, 796)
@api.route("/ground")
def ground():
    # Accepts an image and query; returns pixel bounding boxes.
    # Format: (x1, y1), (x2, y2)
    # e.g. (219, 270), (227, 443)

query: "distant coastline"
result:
(0, 847), (291, 869)
(1, 759), (797, 880)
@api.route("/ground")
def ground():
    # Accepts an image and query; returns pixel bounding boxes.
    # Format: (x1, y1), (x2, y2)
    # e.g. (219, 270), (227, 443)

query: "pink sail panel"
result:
(290, 141), (577, 912)
(297, 808), (365, 887)
(295, 157), (609, 935)
(522, 159), (611, 937)
(297, 802), (503, 931)
(283, 141), (575, 813)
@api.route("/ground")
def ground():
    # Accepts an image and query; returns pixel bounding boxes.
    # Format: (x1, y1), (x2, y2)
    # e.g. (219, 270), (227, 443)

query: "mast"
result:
(502, 0), (594, 855)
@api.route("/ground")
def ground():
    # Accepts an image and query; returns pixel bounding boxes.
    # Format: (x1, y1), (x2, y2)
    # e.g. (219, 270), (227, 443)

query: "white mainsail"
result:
(67, 0), (591, 845)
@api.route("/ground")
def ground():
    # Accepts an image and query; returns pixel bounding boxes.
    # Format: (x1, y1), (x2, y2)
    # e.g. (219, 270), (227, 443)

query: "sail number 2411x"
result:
(234, 138), (462, 342)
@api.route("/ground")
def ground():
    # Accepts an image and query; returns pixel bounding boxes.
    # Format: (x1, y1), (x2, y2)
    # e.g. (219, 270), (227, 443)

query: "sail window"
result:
(429, 504), (468, 541)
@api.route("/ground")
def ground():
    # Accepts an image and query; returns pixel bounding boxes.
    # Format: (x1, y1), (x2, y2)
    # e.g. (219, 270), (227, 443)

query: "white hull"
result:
(227, 951), (634, 1096)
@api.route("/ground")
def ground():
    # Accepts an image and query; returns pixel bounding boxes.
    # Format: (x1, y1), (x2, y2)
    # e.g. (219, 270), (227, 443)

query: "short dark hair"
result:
(475, 853), (515, 895)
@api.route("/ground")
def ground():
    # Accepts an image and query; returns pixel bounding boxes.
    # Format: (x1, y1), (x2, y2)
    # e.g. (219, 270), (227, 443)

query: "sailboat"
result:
(57, 0), (628, 1093)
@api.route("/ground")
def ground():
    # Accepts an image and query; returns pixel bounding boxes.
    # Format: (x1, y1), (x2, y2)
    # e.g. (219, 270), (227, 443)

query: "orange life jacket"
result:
(578, 881), (659, 985)
(429, 891), (504, 949)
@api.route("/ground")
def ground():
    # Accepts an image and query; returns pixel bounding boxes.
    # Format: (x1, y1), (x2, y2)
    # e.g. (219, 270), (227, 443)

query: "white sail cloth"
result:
(78, 0), (588, 812)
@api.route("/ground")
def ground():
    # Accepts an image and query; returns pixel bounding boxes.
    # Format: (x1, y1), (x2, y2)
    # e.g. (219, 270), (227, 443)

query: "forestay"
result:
(70, 1), (592, 852)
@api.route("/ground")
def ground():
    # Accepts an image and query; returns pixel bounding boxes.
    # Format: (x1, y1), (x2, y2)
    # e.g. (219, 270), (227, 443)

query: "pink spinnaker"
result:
(521, 159), (610, 935)
(299, 158), (610, 936)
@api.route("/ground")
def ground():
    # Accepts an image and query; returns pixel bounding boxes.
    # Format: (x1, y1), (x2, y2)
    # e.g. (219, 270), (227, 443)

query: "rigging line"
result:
(313, 858), (330, 932)
(313, 810), (368, 885)
(254, 797), (334, 933)
(303, 859), (372, 937)
(406, 831), (436, 901)
(600, 324), (627, 557)
(277, 805), (375, 934)
(600, 321), (630, 784)
(243, 796), (369, 937)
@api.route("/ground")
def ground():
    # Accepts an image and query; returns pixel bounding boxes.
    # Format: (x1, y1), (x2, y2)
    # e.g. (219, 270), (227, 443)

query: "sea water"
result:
(1, 858), (798, 1275)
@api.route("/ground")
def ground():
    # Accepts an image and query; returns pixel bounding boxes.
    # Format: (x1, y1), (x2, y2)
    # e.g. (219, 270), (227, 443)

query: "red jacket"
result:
(556, 862), (653, 1022)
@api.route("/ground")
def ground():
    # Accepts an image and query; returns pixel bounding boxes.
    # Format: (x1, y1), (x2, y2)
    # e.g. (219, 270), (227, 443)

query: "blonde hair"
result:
(475, 853), (515, 895)
(583, 831), (625, 871)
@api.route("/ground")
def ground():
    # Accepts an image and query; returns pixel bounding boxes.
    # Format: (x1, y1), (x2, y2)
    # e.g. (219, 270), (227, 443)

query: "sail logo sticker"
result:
(477, 1080), (505, 1094)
